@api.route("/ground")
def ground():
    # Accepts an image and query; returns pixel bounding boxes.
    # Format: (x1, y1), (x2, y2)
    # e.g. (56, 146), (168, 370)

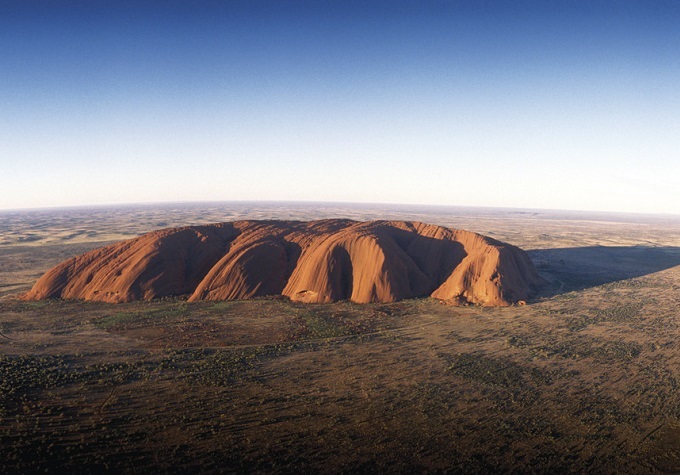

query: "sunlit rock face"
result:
(23, 220), (544, 306)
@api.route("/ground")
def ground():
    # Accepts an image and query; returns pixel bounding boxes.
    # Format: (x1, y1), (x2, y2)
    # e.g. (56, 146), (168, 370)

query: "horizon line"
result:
(1, 199), (679, 219)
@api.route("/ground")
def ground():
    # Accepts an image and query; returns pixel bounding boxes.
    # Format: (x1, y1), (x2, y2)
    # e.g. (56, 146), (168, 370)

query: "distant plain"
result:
(2, 202), (680, 472)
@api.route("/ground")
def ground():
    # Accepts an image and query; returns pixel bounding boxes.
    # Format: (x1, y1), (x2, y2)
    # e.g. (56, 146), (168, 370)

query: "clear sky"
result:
(1, 1), (679, 214)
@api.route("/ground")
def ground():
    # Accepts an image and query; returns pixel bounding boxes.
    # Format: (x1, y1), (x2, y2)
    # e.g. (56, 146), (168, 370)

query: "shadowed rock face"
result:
(22, 220), (544, 306)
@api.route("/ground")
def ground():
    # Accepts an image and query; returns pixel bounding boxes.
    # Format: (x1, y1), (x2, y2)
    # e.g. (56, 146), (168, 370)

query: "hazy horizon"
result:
(3, 199), (680, 223)
(2, 1), (679, 214)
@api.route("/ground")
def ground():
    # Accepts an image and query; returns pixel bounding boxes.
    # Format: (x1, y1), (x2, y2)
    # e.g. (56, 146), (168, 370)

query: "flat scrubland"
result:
(1, 202), (680, 473)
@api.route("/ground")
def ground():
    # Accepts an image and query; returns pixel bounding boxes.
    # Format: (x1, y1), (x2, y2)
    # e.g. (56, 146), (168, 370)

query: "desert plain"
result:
(1, 201), (680, 473)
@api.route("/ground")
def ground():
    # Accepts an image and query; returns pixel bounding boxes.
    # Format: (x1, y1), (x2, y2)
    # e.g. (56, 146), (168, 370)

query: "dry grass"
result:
(1, 203), (679, 473)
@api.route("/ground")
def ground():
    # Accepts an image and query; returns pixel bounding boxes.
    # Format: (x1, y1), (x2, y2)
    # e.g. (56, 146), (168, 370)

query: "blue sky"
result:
(1, 1), (679, 214)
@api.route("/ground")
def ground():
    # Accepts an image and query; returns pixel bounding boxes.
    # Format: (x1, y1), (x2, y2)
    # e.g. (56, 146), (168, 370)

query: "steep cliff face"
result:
(22, 220), (544, 306)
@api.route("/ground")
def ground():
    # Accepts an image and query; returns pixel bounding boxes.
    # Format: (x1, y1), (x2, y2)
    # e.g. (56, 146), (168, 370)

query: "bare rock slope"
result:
(22, 220), (544, 306)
